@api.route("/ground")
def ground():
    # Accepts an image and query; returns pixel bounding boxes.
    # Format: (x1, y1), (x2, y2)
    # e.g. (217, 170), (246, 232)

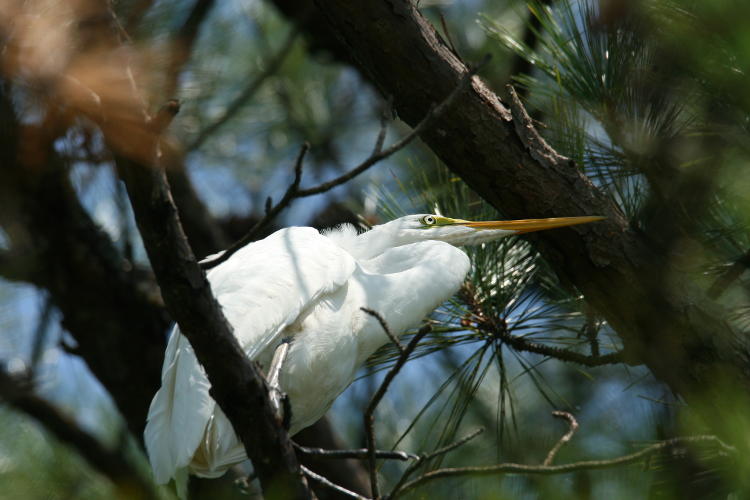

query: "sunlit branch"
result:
(294, 443), (416, 461)
(543, 411), (579, 466)
(302, 465), (368, 500)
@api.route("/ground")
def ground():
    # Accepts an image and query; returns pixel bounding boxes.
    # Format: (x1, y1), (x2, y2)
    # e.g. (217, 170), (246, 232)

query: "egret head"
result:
(385, 214), (605, 246)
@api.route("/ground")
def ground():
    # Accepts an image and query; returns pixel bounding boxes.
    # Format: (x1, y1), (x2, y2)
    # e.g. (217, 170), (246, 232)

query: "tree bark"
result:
(301, 0), (748, 422)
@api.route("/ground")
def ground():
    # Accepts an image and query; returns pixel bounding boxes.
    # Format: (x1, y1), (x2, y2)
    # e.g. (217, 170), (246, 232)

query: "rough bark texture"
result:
(304, 0), (748, 416)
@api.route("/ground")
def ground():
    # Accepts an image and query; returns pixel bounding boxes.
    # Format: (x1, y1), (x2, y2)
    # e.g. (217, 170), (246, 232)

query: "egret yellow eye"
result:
(422, 215), (436, 225)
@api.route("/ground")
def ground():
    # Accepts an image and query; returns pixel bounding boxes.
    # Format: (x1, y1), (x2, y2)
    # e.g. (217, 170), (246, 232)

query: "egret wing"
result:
(144, 227), (356, 483)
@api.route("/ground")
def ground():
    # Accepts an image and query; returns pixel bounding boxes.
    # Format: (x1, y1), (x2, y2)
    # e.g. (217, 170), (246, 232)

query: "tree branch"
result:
(295, 0), (750, 430)
(115, 149), (312, 497)
(394, 435), (731, 497)
(387, 428), (484, 498)
(200, 142), (309, 269)
(543, 411), (579, 466)
(459, 284), (625, 367)
(302, 466), (369, 500)
(65, 6), (314, 496)
(295, 443), (416, 461)
(0, 369), (155, 499)
(200, 56), (487, 270)
(0, 84), (169, 438)
(361, 308), (403, 355)
(364, 324), (432, 499)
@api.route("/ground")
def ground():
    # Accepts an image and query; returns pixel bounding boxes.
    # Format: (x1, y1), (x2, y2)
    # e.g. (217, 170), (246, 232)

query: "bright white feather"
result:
(144, 217), (472, 488)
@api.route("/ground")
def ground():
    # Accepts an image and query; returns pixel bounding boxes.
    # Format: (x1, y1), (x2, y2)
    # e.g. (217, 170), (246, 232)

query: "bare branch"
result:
(543, 411), (579, 466)
(361, 307), (403, 355)
(98, 6), (312, 493)
(200, 142), (309, 269)
(395, 435), (731, 497)
(364, 324), (432, 499)
(388, 428), (483, 498)
(370, 97), (392, 156)
(150, 99), (181, 135)
(296, 55), (490, 198)
(294, 443), (417, 461)
(201, 56), (489, 271)
(419, 427), (484, 463)
(302, 465), (370, 500)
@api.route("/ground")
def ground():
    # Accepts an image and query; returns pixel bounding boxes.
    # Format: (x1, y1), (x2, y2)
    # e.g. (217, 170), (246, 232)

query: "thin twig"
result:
(361, 307), (404, 355)
(201, 56), (488, 271)
(200, 143), (309, 269)
(188, 26), (300, 151)
(296, 55), (490, 198)
(387, 428), (484, 499)
(294, 443), (417, 461)
(365, 324), (432, 499)
(302, 465), (370, 500)
(395, 435), (730, 497)
(421, 427), (484, 463)
(370, 97), (392, 156)
(543, 411), (579, 466)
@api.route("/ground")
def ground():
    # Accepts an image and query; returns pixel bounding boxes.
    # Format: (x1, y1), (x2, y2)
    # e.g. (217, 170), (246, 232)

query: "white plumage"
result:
(143, 213), (602, 489)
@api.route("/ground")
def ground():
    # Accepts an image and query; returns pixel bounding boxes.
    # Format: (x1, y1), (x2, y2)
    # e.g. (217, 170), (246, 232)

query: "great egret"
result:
(144, 213), (603, 488)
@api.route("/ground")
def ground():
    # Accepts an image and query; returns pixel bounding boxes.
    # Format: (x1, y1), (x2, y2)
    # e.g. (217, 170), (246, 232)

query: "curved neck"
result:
(354, 222), (411, 260)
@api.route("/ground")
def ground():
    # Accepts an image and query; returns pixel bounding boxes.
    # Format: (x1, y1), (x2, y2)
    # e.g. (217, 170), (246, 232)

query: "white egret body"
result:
(144, 214), (602, 486)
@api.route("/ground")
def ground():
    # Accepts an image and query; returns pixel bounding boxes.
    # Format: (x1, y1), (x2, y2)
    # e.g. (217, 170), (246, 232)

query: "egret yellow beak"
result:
(458, 216), (605, 234)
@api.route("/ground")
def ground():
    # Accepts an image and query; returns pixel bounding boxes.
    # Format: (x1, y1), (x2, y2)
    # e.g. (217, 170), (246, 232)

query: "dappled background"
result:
(1, 0), (749, 499)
